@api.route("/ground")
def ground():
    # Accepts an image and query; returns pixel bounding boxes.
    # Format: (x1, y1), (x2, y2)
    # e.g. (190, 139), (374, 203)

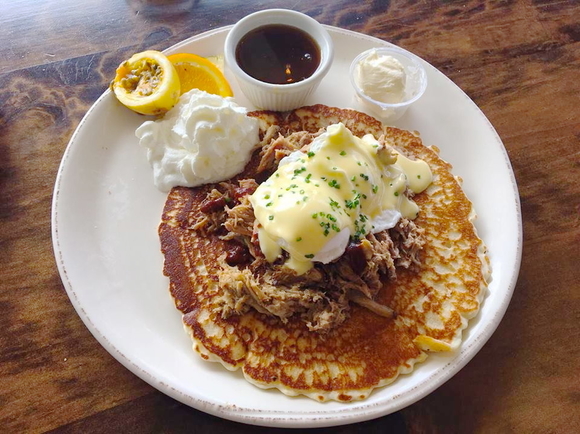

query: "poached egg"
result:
(249, 123), (432, 274)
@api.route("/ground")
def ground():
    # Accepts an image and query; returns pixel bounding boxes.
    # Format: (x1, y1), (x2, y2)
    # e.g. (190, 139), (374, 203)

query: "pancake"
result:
(159, 105), (490, 402)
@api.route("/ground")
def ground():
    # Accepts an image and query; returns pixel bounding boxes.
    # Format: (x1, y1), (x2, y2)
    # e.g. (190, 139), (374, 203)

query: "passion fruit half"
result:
(112, 50), (181, 116)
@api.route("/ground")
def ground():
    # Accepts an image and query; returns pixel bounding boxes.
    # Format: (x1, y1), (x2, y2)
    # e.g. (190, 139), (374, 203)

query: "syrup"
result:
(235, 24), (321, 85)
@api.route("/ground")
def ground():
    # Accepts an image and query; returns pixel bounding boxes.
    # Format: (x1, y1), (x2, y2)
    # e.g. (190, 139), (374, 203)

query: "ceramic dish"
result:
(51, 25), (522, 428)
(224, 8), (334, 110)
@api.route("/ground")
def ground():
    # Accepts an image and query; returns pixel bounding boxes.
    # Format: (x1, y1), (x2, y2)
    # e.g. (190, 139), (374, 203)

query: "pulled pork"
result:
(257, 130), (322, 174)
(192, 133), (426, 333)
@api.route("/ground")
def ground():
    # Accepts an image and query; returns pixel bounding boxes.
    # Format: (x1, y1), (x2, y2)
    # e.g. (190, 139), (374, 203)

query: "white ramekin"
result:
(224, 9), (334, 111)
(350, 47), (427, 123)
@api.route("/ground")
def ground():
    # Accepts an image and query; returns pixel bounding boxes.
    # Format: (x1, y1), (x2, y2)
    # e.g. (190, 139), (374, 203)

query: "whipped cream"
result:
(355, 49), (406, 104)
(136, 89), (259, 192)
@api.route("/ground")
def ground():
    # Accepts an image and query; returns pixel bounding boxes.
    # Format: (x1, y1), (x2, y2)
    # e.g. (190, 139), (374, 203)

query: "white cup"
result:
(224, 9), (334, 111)
(350, 47), (428, 123)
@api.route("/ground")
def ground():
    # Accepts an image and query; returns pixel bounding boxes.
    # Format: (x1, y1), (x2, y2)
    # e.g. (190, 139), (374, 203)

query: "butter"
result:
(355, 49), (406, 104)
(249, 123), (432, 274)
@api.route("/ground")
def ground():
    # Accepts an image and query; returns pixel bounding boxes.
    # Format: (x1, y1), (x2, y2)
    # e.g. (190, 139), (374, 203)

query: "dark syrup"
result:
(235, 24), (321, 85)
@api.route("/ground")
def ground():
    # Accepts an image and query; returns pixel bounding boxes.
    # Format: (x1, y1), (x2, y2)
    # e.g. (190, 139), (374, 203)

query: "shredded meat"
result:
(260, 124), (280, 148)
(257, 130), (322, 173)
(390, 218), (425, 269)
(348, 291), (395, 318)
(193, 134), (426, 333)
(322, 226), (411, 303)
(191, 188), (229, 234)
(223, 193), (255, 238)
(217, 257), (324, 320)
(305, 286), (349, 332)
(217, 256), (350, 332)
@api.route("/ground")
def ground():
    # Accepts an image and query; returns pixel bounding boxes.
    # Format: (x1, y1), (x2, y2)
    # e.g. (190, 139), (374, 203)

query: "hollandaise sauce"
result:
(249, 123), (432, 274)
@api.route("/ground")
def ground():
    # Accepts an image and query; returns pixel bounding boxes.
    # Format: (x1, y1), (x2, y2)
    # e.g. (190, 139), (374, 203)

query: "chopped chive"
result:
(329, 199), (340, 209)
(328, 179), (340, 189)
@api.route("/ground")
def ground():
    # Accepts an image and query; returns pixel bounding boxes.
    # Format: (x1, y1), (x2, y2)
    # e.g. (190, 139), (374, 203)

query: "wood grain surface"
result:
(1, 0), (579, 432)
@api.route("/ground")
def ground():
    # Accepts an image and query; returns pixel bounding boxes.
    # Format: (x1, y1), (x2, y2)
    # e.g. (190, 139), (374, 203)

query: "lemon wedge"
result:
(167, 53), (233, 97)
(112, 50), (181, 116)
(413, 335), (453, 352)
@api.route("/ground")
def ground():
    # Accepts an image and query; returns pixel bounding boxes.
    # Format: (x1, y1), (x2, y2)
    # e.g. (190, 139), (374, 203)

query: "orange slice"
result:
(167, 53), (233, 97)
(112, 50), (181, 116)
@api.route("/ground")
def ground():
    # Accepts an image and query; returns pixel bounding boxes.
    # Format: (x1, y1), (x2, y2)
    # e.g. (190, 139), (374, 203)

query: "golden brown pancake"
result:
(159, 105), (490, 402)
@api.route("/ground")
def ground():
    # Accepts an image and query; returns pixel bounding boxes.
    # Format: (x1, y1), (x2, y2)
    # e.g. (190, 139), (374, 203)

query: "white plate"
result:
(51, 26), (522, 428)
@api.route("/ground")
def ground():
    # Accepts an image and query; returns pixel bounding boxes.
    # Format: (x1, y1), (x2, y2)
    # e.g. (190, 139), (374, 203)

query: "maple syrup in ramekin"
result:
(235, 24), (321, 85)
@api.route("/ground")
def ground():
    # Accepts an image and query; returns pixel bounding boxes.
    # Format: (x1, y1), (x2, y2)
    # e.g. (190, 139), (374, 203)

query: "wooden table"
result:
(2, 0), (579, 432)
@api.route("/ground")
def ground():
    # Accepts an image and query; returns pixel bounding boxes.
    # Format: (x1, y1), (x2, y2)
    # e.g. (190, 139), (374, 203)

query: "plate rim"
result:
(51, 24), (523, 428)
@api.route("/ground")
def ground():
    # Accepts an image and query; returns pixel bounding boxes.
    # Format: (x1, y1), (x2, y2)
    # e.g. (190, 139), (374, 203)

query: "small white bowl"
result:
(224, 9), (334, 111)
(350, 47), (427, 123)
